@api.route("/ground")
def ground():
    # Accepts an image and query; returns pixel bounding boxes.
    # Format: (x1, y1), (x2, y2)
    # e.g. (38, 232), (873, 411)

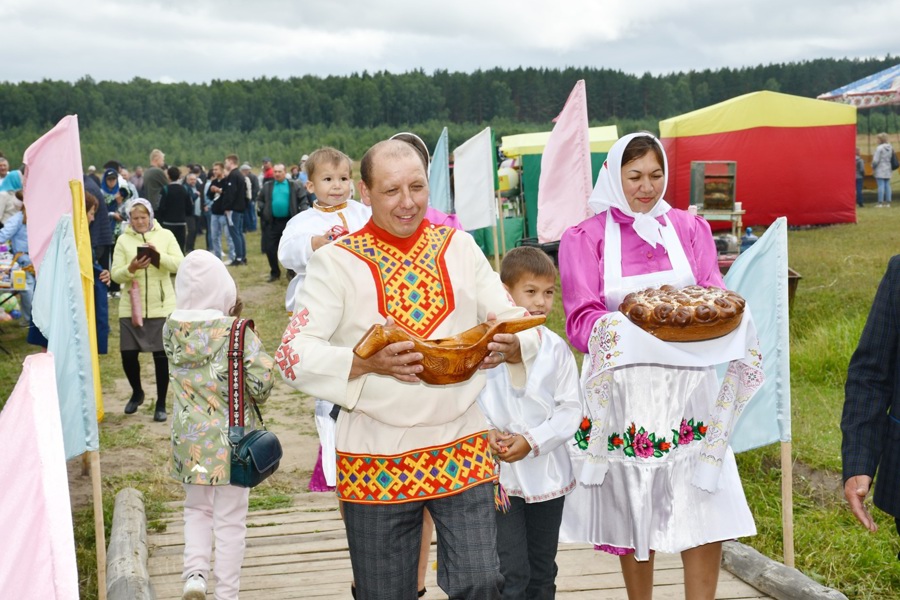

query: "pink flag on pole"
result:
(537, 80), (593, 243)
(23, 115), (84, 275)
(0, 353), (79, 597)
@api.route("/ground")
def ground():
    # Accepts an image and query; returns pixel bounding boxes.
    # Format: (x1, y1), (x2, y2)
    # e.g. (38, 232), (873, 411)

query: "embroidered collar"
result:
(363, 218), (432, 253)
(337, 218), (454, 337)
(313, 200), (348, 212)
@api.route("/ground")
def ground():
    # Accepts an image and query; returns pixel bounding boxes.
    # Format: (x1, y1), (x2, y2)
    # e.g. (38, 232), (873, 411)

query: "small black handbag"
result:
(227, 318), (283, 488)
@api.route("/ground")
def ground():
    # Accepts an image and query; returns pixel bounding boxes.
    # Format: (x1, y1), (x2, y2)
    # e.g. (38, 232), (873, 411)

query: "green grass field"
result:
(0, 202), (899, 598)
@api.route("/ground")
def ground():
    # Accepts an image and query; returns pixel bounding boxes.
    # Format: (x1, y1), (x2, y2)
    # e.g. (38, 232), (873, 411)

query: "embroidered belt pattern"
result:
(339, 226), (455, 337)
(607, 418), (708, 458)
(337, 433), (495, 503)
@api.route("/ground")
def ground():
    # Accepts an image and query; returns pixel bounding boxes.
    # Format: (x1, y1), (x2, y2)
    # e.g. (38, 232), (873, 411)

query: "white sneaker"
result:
(182, 573), (207, 599)
(222, 259), (234, 266)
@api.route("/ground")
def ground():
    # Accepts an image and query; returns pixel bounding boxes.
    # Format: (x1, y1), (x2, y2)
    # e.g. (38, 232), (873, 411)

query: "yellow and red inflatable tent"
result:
(659, 91), (857, 227)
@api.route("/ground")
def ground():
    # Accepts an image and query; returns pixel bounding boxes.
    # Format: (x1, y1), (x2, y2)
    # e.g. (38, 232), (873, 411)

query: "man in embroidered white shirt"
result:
(276, 139), (539, 600)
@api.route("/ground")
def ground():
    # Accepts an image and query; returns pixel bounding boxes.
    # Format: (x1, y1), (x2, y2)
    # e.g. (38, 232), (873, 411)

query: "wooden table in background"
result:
(698, 209), (745, 238)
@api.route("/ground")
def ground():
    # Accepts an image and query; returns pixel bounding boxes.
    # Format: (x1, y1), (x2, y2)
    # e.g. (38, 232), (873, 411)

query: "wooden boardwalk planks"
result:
(147, 492), (772, 599)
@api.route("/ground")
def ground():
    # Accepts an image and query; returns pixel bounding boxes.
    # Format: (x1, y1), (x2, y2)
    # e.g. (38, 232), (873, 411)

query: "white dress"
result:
(558, 215), (761, 560)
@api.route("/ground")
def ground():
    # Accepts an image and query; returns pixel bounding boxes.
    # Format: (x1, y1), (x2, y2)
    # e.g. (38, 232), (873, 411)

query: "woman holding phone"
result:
(111, 198), (184, 422)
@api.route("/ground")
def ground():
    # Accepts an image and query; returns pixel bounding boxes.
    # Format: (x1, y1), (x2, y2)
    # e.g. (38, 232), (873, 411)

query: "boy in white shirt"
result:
(479, 246), (583, 599)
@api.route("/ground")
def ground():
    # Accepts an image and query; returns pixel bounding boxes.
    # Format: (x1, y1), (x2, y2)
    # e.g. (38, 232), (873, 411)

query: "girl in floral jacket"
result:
(164, 250), (274, 600)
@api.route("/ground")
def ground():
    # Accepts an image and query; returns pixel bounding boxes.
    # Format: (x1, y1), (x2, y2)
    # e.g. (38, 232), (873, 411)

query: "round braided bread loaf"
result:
(618, 284), (746, 342)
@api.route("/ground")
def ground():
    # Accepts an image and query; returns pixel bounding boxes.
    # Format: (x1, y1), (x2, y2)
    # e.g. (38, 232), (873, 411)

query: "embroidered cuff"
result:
(522, 429), (540, 457)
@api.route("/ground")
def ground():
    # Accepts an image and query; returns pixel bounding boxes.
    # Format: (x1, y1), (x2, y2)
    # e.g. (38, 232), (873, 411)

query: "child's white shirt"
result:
(277, 200), (372, 312)
(477, 325), (583, 502)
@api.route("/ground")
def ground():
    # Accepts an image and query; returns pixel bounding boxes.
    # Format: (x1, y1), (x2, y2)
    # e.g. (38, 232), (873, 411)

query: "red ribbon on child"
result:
(327, 225), (349, 241)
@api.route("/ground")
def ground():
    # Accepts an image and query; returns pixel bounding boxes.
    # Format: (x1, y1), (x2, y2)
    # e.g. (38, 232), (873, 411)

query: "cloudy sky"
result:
(5, 0), (898, 84)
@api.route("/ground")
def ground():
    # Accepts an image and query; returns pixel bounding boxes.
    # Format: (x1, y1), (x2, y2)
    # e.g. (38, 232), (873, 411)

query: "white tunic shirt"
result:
(277, 200), (372, 312)
(478, 326), (583, 502)
(275, 219), (540, 503)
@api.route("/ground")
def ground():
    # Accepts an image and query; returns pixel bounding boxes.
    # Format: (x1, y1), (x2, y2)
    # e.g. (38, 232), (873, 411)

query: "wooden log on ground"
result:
(106, 487), (154, 600)
(722, 541), (848, 600)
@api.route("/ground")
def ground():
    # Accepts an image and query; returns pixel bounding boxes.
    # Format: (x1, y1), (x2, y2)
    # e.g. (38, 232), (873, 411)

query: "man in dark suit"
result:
(257, 163), (309, 282)
(842, 255), (900, 552)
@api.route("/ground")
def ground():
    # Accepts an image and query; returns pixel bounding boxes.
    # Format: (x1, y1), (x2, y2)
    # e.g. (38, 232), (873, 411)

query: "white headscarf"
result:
(175, 250), (237, 315)
(587, 132), (672, 248)
(126, 197), (154, 222)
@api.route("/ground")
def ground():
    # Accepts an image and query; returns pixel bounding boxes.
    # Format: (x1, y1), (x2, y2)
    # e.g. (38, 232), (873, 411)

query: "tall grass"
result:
(743, 206), (900, 598)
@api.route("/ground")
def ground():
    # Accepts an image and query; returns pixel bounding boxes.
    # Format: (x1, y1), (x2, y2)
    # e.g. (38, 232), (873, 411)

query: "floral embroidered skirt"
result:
(558, 365), (756, 561)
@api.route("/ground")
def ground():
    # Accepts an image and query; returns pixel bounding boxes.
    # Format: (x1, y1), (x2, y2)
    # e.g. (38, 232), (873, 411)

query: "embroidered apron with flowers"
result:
(558, 211), (761, 560)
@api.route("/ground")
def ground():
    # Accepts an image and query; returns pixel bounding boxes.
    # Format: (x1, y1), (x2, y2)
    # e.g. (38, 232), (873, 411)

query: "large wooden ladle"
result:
(353, 315), (546, 385)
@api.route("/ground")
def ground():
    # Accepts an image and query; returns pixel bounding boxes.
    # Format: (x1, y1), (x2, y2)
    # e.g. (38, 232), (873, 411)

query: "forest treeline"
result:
(1, 56), (898, 168)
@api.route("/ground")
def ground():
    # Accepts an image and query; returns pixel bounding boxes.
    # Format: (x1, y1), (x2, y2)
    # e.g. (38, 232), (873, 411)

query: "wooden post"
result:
(91, 450), (108, 600)
(781, 441), (795, 568)
(866, 112), (871, 154)
(489, 189), (502, 271)
(497, 192), (508, 255)
(491, 224), (501, 271)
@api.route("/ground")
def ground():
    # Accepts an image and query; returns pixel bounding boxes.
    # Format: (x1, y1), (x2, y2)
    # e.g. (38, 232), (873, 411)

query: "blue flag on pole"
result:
(725, 217), (792, 452)
(32, 216), (100, 460)
(429, 127), (452, 214)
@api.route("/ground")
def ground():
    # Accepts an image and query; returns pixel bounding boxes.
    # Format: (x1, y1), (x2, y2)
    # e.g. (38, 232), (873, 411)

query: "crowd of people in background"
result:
(82, 148), (318, 278)
(0, 146), (317, 428)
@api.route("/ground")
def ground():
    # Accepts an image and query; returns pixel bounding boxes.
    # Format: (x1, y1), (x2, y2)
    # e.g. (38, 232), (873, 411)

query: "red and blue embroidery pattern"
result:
(336, 433), (495, 503)
(338, 226), (455, 338)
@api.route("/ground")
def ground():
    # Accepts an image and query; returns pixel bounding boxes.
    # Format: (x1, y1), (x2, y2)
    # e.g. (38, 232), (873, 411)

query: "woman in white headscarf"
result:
(557, 133), (763, 600)
(111, 198), (184, 422)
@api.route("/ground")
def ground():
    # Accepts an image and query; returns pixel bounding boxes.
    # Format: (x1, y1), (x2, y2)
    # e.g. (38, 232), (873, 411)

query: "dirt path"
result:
(66, 254), (325, 512)
(68, 371), (322, 512)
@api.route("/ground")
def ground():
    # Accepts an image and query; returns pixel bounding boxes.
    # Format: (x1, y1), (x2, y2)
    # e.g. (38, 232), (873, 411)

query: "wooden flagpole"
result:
(781, 441), (795, 567)
(497, 192), (508, 255)
(489, 184), (502, 271)
(91, 450), (108, 599)
(69, 180), (108, 598)
(491, 222), (501, 271)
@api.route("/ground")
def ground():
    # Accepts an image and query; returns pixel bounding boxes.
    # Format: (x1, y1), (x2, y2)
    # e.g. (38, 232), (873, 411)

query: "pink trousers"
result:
(183, 484), (250, 600)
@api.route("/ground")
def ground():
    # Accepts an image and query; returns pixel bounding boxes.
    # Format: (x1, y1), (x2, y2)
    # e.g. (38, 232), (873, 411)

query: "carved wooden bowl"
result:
(353, 315), (546, 385)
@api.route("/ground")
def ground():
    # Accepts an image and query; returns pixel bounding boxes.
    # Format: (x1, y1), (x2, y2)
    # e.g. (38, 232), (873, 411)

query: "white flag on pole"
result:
(453, 127), (495, 230)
